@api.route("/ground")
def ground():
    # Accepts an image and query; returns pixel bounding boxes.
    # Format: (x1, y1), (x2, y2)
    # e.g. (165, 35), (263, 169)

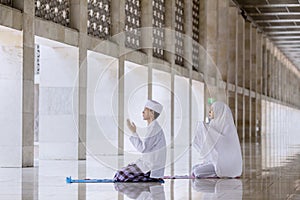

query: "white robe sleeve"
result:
(193, 121), (223, 159)
(193, 122), (206, 152)
(129, 132), (159, 153)
(129, 121), (166, 176)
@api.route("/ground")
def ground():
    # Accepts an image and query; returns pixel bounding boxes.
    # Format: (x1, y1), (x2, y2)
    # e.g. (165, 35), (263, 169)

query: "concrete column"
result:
(164, 0), (175, 149)
(217, 0), (228, 84)
(298, 77), (300, 108)
(118, 56), (125, 156)
(206, 0), (217, 64)
(256, 31), (263, 144)
(298, 79), (300, 108)
(78, 1), (87, 161)
(292, 73), (297, 106)
(22, 0), (35, 167)
(265, 44), (269, 96)
(110, 0), (126, 156)
(250, 26), (257, 142)
(236, 14), (246, 175)
(262, 37), (267, 96)
(291, 70), (294, 105)
(282, 62), (286, 104)
(288, 70), (293, 104)
(244, 22), (250, 90)
(199, 0), (207, 121)
(288, 66), (291, 105)
(285, 61), (288, 104)
(256, 33), (263, 95)
(227, 6), (238, 123)
(285, 64), (288, 104)
(237, 13), (245, 141)
(274, 50), (278, 100)
(291, 71), (295, 105)
(202, 0), (218, 120)
(70, 0), (88, 160)
(278, 57), (282, 101)
(270, 49), (275, 99)
(74, 3), (88, 198)
(111, 0), (125, 36)
(287, 70), (291, 104)
(278, 59), (282, 102)
(140, 0), (154, 99)
(277, 54), (281, 101)
(274, 54), (277, 100)
(184, 0), (193, 178)
(274, 55), (281, 100)
(269, 46), (275, 98)
(251, 27), (257, 94)
(244, 21), (250, 142)
(141, 0), (153, 57)
(266, 44), (271, 97)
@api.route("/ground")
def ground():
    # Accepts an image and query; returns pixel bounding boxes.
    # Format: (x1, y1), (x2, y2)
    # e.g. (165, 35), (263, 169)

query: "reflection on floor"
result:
(1, 143), (300, 200)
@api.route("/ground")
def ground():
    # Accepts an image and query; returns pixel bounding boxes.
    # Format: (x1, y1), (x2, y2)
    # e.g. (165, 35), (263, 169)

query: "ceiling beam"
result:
(287, 54), (300, 60)
(273, 40), (300, 44)
(266, 31), (300, 34)
(249, 12), (300, 16)
(282, 51), (300, 54)
(277, 44), (300, 47)
(270, 36), (300, 39)
(263, 26), (300, 29)
(279, 48), (300, 50)
(256, 19), (300, 23)
(281, 49), (300, 51)
(243, 4), (300, 8)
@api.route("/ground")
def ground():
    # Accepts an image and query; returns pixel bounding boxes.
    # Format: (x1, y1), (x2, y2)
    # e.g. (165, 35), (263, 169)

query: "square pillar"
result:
(22, 0), (35, 167)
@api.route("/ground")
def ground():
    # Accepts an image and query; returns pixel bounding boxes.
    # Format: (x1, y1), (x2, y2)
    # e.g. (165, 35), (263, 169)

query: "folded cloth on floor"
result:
(66, 176), (114, 183)
(113, 164), (163, 183)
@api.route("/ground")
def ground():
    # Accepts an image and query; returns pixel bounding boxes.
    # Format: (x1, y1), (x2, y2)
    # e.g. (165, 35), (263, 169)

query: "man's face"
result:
(142, 107), (152, 120)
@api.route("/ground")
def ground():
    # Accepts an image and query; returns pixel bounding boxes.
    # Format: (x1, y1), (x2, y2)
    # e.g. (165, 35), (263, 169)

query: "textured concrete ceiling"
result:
(232, 0), (300, 70)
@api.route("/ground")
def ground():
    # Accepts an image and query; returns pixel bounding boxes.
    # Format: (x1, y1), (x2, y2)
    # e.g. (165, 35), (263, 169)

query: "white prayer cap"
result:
(145, 100), (163, 114)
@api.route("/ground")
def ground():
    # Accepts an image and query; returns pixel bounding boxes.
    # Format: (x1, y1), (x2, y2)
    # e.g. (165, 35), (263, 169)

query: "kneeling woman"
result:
(192, 101), (242, 178)
(113, 100), (166, 182)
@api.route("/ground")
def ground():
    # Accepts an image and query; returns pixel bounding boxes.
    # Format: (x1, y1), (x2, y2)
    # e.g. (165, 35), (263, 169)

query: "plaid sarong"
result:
(113, 164), (162, 182)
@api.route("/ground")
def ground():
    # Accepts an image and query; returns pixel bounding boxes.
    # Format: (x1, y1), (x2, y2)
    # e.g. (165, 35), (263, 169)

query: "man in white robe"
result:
(192, 101), (243, 178)
(113, 100), (166, 182)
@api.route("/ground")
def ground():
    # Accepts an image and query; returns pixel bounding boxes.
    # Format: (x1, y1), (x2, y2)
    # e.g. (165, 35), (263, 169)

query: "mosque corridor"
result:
(0, 142), (299, 199)
(1, 103), (300, 200)
(1, 0), (300, 199)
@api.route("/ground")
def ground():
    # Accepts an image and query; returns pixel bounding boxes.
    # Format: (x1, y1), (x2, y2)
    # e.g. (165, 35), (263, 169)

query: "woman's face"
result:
(208, 106), (214, 119)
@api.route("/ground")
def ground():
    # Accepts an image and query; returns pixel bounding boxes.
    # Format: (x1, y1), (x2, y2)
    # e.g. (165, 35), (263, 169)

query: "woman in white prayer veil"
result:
(192, 101), (243, 178)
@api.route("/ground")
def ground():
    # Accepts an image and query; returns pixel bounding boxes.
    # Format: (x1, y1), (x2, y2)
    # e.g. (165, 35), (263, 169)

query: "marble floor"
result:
(0, 142), (300, 200)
